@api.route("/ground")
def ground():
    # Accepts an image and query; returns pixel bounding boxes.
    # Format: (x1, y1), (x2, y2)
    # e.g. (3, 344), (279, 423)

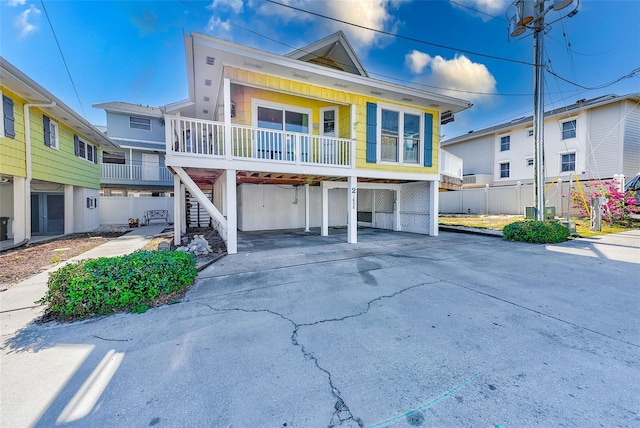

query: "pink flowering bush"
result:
(569, 179), (639, 224)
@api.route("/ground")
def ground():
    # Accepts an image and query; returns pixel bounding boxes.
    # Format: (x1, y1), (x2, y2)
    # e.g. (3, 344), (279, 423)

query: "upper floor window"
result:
(43, 116), (59, 150)
(562, 120), (576, 139)
(380, 108), (421, 164)
(103, 150), (126, 164)
(561, 152), (576, 172)
(130, 116), (151, 131)
(2, 95), (15, 138)
(74, 135), (98, 164)
(500, 162), (510, 178)
(500, 135), (510, 151)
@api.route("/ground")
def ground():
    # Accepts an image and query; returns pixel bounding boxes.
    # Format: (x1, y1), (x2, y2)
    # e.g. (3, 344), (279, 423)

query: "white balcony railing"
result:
(439, 149), (463, 180)
(167, 116), (353, 168)
(101, 163), (173, 182)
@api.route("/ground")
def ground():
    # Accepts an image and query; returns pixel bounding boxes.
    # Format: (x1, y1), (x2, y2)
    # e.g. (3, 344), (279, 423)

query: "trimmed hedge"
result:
(37, 250), (197, 321)
(503, 220), (569, 244)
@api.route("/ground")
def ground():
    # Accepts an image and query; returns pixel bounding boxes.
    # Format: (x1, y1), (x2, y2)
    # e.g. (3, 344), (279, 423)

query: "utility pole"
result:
(508, 0), (577, 221)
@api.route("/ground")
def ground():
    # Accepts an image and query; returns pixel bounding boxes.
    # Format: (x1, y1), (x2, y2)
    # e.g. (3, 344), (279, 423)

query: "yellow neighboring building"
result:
(0, 57), (116, 247)
(165, 32), (471, 253)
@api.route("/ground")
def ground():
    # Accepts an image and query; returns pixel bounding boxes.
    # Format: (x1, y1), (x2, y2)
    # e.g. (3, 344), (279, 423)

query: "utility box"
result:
(525, 206), (537, 219)
(0, 217), (9, 241)
(545, 206), (556, 220)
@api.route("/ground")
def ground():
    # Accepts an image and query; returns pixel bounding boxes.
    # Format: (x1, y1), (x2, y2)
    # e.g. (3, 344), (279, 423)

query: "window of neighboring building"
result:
(129, 116), (151, 131)
(526, 157), (534, 166)
(500, 135), (510, 151)
(103, 150), (126, 164)
(43, 116), (59, 149)
(561, 152), (576, 172)
(500, 162), (510, 178)
(562, 120), (576, 139)
(2, 94), (15, 138)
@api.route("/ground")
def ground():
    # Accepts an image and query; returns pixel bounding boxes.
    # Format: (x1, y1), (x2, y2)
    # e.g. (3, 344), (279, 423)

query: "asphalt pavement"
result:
(1, 227), (639, 427)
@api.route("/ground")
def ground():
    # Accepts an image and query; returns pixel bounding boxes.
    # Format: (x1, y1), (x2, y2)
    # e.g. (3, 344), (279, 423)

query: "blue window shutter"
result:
(74, 134), (79, 156)
(423, 113), (433, 167)
(94, 145), (98, 164)
(43, 116), (51, 147)
(3, 95), (15, 138)
(366, 102), (377, 163)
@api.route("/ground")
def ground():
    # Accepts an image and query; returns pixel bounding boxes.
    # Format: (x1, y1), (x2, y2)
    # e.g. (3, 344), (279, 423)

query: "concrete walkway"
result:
(1, 227), (639, 427)
(0, 224), (167, 337)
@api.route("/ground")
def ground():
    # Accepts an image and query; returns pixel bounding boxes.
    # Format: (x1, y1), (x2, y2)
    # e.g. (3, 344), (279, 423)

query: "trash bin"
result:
(0, 217), (8, 241)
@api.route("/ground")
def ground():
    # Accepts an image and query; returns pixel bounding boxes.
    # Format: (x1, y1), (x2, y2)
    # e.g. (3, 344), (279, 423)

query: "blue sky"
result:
(2, 0), (639, 139)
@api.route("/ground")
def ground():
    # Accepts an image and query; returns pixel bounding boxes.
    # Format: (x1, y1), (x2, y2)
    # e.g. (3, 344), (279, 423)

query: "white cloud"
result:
(7, 0), (27, 6)
(406, 50), (497, 103)
(209, 0), (243, 14)
(15, 4), (40, 38)
(207, 15), (231, 33)
(450, 0), (510, 21)
(255, 0), (406, 50)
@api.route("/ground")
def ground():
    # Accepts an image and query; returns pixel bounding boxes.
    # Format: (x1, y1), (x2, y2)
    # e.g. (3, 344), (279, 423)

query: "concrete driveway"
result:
(2, 228), (639, 427)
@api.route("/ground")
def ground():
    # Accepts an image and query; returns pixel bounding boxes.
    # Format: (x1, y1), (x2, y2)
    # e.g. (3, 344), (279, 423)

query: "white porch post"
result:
(394, 187), (401, 232)
(64, 185), (73, 234)
(304, 183), (310, 232)
(224, 78), (232, 160)
(430, 180), (439, 236)
(321, 181), (329, 236)
(350, 104), (356, 168)
(173, 174), (181, 245)
(225, 169), (237, 254)
(347, 176), (357, 243)
(12, 177), (26, 243)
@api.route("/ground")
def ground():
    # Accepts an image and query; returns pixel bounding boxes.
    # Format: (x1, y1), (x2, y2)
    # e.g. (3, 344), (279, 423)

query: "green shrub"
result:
(503, 220), (570, 244)
(38, 250), (197, 321)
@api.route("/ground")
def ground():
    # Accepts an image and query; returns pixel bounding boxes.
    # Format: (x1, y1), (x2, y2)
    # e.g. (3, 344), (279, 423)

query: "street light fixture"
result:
(507, 0), (577, 221)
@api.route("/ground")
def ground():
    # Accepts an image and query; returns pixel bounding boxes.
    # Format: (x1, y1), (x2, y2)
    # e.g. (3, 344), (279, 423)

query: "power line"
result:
(264, 0), (536, 67)
(449, 0), (506, 22)
(546, 66), (640, 90)
(40, 0), (87, 119)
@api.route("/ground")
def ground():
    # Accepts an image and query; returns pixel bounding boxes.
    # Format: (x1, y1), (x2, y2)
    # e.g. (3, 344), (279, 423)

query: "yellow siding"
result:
(29, 109), (100, 188)
(0, 86), (100, 188)
(0, 88), (27, 177)
(226, 67), (441, 175)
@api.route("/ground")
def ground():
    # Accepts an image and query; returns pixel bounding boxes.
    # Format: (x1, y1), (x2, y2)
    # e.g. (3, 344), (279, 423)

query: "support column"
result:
(304, 183), (310, 232)
(225, 169), (237, 254)
(173, 174), (181, 246)
(321, 181), (329, 236)
(394, 187), (401, 231)
(224, 78), (232, 160)
(430, 180), (439, 236)
(347, 176), (357, 243)
(180, 183), (187, 234)
(12, 177), (26, 243)
(64, 185), (74, 234)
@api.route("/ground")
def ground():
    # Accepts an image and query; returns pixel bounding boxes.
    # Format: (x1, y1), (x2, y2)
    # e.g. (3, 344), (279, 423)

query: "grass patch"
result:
(37, 250), (197, 322)
(503, 220), (569, 243)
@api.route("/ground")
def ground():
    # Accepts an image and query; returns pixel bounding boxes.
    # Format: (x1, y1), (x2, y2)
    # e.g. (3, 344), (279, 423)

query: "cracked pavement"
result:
(2, 228), (639, 427)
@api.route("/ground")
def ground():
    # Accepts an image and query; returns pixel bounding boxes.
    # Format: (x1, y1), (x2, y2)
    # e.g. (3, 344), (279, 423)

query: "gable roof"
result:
(286, 31), (368, 77)
(184, 32), (471, 122)
(0, 57), (116, 148)
(442, 93), (640, 146)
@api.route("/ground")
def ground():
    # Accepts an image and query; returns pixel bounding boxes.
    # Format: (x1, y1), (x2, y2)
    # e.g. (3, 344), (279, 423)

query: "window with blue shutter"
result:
(43, 116), (51, 147)
(3, 95), (15, 138)
(423, 113), (433, 167)
(366, 102), (377, 163)
(74, 134), (79, 156)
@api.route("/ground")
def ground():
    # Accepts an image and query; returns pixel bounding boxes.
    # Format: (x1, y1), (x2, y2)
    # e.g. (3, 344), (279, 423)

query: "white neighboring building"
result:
(441, 94), (640, 187)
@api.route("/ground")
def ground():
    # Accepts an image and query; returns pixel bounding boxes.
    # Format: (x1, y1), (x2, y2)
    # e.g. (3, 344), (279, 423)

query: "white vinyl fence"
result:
(439, 182), (580, 217)
(99, 196), (174, 225)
